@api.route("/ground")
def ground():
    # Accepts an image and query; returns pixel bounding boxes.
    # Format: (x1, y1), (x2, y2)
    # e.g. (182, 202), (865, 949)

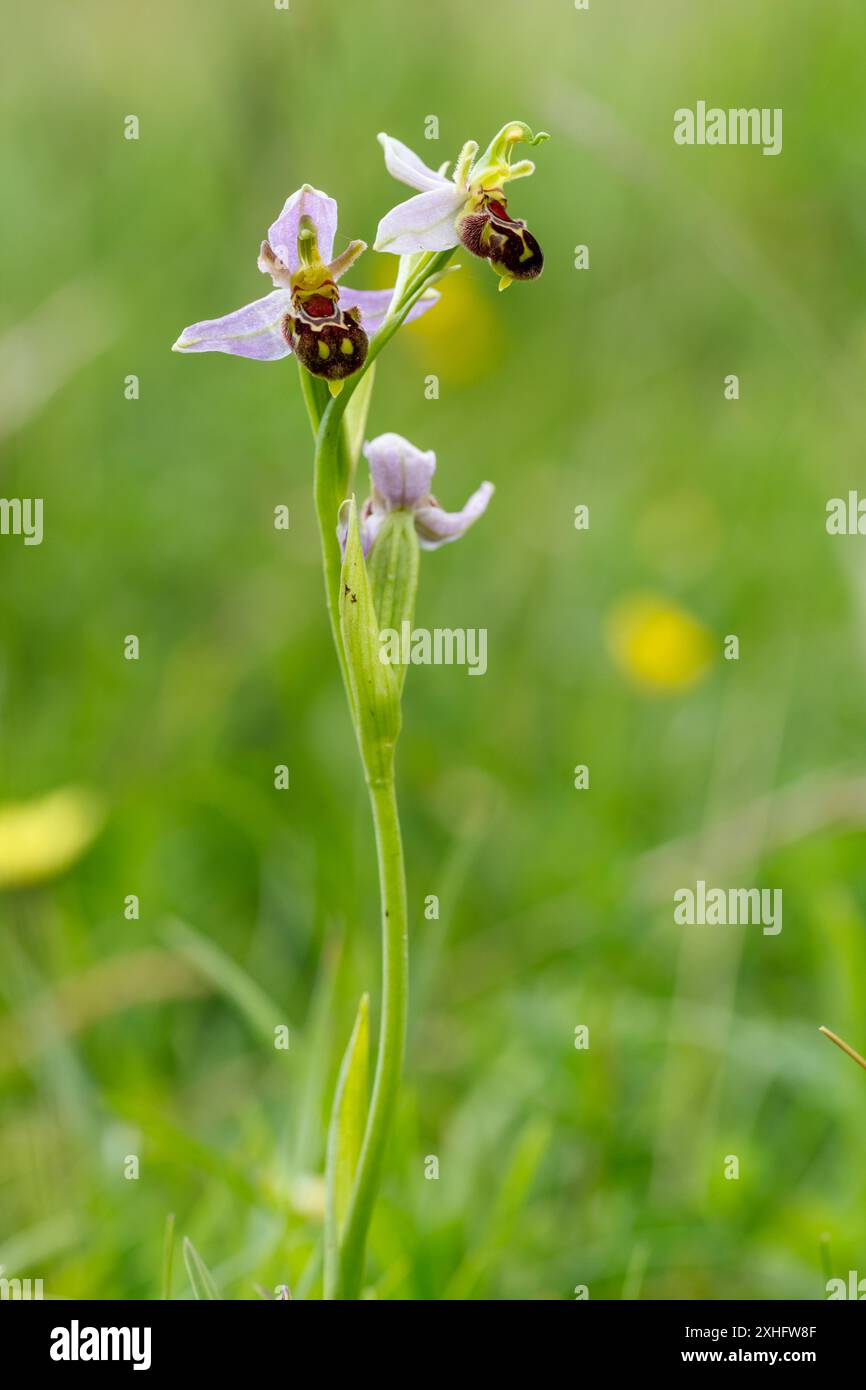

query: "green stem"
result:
(334, 776), (408, 1300)
(298, 361), (344, 667)
(302, 250), (455, 1297)
(297, 357), (327, 434)
(308, 253), (453, 725)
(313, 424), (352, 696)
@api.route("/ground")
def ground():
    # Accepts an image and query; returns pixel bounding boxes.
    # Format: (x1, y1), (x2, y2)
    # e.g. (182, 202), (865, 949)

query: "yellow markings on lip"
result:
(340, 338), (354, 356)
(317, 340), (331, 361)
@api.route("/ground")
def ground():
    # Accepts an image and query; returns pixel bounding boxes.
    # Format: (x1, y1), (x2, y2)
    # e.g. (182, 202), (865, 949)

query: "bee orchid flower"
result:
(173, 185), (438, 375)
(374, 122), (549, 289)
(339, 432), (494, 555)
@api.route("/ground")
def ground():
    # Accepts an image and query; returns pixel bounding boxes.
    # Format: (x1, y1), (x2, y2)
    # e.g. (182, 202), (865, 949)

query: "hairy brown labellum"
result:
(455, 210), (490, 261)
(283, 300), (368, 380)
(457, 195), (544, 281)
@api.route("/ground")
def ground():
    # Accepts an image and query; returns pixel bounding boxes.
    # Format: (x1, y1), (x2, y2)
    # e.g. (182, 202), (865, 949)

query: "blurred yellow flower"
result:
(407, 270), (502, 382)
(606, 594), (713, 694)
(0, 786), (104, 889)
(372, 258), (501, 383)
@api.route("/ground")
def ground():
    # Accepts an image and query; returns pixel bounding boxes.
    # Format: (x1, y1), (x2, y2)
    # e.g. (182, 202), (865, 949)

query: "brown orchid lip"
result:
(282, 303), (369, 381)
(488, 222), (544, 281)
(456, 192), (544, 280)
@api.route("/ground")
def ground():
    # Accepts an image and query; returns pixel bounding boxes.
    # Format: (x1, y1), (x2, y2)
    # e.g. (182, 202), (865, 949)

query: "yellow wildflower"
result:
(0, 787), (104, 889)
(607, 594), (713, 693)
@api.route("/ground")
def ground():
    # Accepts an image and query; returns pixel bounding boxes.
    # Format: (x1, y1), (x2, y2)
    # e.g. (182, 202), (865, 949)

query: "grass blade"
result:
(183, 1236), (219, 1300)
(161, 1212), (176, 1300)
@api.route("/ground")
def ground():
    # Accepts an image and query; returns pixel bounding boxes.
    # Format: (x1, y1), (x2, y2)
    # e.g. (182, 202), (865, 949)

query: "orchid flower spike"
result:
(374, 122), (549, 289)
(173, 185), (439, 375)
(338, 432), (494, 556)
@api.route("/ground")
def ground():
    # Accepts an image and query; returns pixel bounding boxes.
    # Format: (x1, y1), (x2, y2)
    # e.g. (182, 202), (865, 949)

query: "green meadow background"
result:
(2, 0), (866, 1300)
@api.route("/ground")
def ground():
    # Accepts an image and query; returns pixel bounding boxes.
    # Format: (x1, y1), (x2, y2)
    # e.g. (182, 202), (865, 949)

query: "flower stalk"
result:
(334, 776), (407, 1301)
(303, 252), (454, 1297)
(173, 125), (546, 1299)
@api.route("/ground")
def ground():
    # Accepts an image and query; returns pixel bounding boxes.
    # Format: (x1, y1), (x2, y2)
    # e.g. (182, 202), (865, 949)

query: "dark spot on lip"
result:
(303, 293), (337, 319)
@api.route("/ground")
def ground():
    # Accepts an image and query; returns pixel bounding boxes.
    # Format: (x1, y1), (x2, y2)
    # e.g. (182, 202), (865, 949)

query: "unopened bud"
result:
(367, 510), (419, 694)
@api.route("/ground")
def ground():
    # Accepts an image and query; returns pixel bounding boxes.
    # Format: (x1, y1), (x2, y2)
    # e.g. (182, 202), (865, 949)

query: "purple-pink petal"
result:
(363, 433), (436, 510)
(374, 185), (465, 255)
(340, 285), (440, 336)
(268, 185), (338, 272)
(172, 289), (292, 360)
(414, 482), (495, 550)
(377, 133), (449, 193)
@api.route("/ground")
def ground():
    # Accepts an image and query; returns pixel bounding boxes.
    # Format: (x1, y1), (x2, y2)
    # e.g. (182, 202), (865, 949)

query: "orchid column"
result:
(173, 122), (547, 1300)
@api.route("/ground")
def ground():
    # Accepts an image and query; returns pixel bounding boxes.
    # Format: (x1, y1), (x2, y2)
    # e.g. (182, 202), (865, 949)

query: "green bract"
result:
(339, 497), (401, 786)
(367, 510), (420, 695)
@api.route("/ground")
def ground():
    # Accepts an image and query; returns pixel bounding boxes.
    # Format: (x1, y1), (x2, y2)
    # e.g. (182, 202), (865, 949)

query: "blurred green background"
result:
(2, 0), (866, 1300)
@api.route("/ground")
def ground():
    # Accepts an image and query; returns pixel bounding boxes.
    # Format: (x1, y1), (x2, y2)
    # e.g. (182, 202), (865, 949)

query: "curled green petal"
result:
(472, 121), (551, 182)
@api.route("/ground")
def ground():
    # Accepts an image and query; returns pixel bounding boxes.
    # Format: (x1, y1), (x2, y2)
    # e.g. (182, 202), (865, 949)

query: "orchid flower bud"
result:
(337, 433), (494, 556)
(336, 434), (492, 692)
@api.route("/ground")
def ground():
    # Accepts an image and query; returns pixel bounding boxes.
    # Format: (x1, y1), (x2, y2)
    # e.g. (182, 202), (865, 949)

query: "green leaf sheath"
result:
(324, 993), (370, 1299)
(367, 510), (420, 696)
(339, 498), (401, 784)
